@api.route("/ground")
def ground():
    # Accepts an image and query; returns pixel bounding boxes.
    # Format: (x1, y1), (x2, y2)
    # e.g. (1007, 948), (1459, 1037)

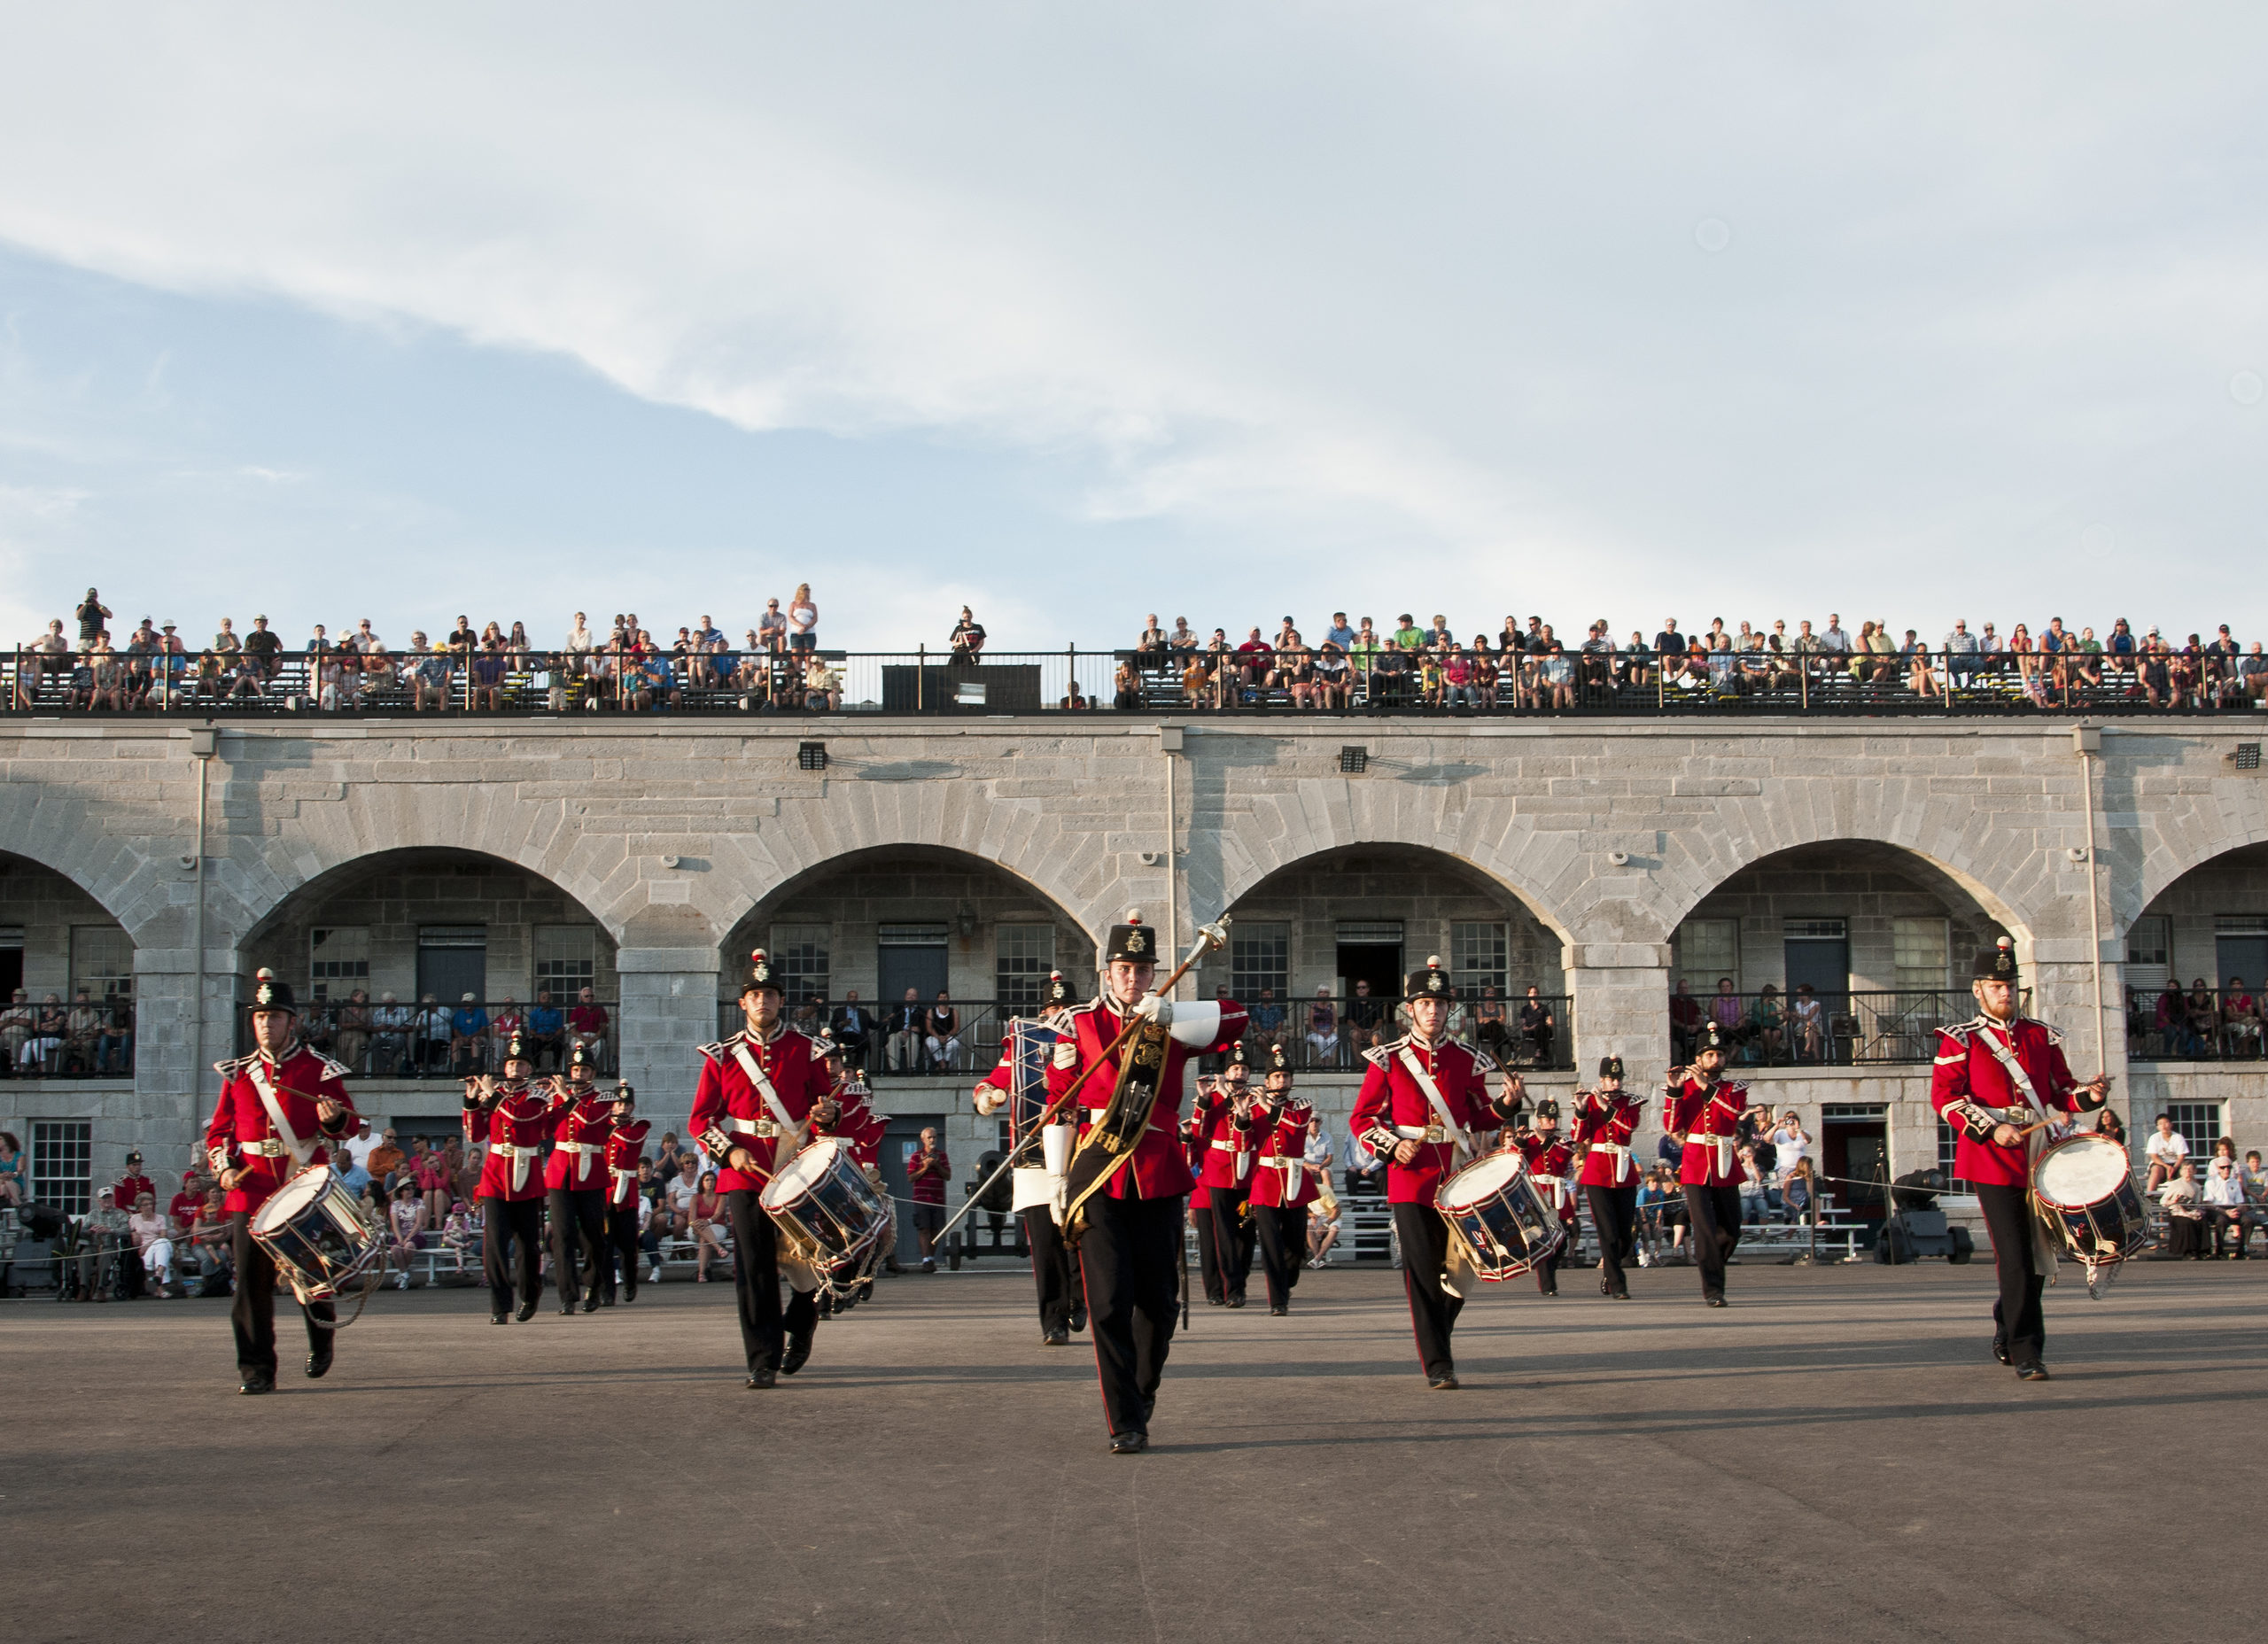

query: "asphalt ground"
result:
(4, 1256), (2260, 1644)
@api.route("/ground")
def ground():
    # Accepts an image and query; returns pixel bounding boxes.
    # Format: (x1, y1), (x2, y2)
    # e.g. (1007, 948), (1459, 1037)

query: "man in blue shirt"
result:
(528, 990), (566, 1069)
(451, 996), (489, 1075)
(1324, 612), (1356, 652)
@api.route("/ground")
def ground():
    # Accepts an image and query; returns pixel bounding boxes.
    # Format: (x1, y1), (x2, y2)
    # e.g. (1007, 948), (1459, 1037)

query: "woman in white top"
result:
(2142, 1113), (2187, 1190)
(1768, 1111), (1811, 1187)
(787, 584), (818, 655)
(128, 1192), (174, 1292)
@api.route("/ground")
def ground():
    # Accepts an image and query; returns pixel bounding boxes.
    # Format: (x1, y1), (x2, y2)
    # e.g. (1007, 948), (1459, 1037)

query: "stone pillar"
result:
(1565, 943), (1673, 1082)
(615, 947), (723, 1138)
(128, 943), (244, 1180)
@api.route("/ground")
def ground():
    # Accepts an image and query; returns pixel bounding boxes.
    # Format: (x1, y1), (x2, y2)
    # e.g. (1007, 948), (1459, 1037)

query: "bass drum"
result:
(2031, 1132), (2148, 1266)
(1434, 1151), (1565, 1281)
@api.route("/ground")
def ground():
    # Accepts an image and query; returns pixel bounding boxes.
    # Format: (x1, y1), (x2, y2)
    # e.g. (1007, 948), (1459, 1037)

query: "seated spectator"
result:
(1304, 989), (1340, 1066)
(1248, 988), (1287, 1051)
(1518, 985), (1556, 1066)
(569, 988), (610, 1066)
(0, 1129), (23, 1204)
(1736, 1146), (1767, 1225)
(1060, 679), (1091, 710)
(1789, 983), (1825, 1062)
(2221, 979), (2261, 1058)
(1345, 977), (1386, 1053)
(25, 993), (66, 1074)
(801, 655), (837, 711)
(450, 995), (490, 1075)
(487, 996), (525, 1069)
(1746, 984), (1785, 1063)
(924, 993), (962, 1069)
(1306, 1183), (1341, 1267)
(386, 1180), (427, 1289)
(1113, 657), (1142, 711)
(333, 1147), (374, 1202)
(188, 1189), (235, 1294)
(2160, 1160), (2208, 1257)
(1782, 1159), (1815, 1225)
(64, 989), (102, 1074)
(129, 1190), (175, 1295)
(2143, 1113), (2187, 1190)
(332, 989), (372, 1074)
(1346, 1131), (1386, 1192)
(666, 1166), (697, 1237)
(2202, 1153), (2250, 1258)
(692, 1171), (732, 1280)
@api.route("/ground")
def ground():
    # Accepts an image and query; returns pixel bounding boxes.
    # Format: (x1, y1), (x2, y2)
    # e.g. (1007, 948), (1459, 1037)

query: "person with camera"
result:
(205, 969), (361, 1392)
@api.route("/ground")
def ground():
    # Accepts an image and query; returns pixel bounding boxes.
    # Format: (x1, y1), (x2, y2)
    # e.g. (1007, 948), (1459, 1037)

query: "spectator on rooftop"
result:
(74, 589), (112, 649)
(1135, 614), (1168, 665)
(1653, 616), (1686, 659)
(1060, 679), (1091, 710)
(1821, 613), (1851, 654)
(801, 653), (837, 711)
(1113, 656), (1141, 710)
(1168, 616), (1198, 656)
(944, 606), (986, 664)
(787, 584), (819, 655)
(1324, 612), (1355, 651)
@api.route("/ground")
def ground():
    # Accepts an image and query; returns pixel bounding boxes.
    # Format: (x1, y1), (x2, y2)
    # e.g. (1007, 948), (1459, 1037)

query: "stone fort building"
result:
(4, 714), (2263, 1216)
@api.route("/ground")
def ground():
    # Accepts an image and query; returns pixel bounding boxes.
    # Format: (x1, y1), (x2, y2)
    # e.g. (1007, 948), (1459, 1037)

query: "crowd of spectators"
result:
(19, 592), (2263, 716)
(288, 988), (612, 1079)
(0, 989), (135, 1075)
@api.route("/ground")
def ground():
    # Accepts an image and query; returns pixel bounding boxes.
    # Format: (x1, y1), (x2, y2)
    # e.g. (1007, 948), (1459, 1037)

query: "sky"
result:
(2, 5), (2264, 654)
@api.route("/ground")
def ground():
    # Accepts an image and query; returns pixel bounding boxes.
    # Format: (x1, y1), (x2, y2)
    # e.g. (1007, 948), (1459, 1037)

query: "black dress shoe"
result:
(1612, 1290), (1631, 1300)
(2016, 1361), (2051, 1382)
(1108, 1430), (1148, 1455)
(515, 1300), (538, 1322)
(600, 1295), (616, 1307)
(622, 1286), (637, 1305)
(1206, 1297), (1225, 1307)
(1601, 1279), (1614, 1297)
(491, 1312), (509, 1325)
(1992, 1339), (2011, 1366)
(1539, 1285), (1558, 1298)
(557, 1305), (576, 1316)
(1226, 1295), (1246, 1309)
(1705, 1294), (1728, 1308)
(1043, 1327), (1070, 1346)
(781, 1334), (812, 1376)
(581, 1294), (600, 1313)
(305, 1346), (333, 1380)
(1269, 1305), (1287, 1316)
(746, 1367), (777, 1389)
(237, 1373), (275, 1396)
(1428, 1372), (1460, 1391)
(1068, 1307), (1087, 1333)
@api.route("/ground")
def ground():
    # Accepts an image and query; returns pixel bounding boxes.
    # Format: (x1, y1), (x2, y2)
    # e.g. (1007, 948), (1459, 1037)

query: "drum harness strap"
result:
(1396, 1043), (1475, 1166)
(733, 1038), (810, 1166)
(246, 1059), (314, 1171)
(1970, 1021), (2066, 1279)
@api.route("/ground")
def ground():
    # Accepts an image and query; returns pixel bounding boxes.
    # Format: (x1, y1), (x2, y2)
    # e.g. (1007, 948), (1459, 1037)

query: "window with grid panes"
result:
(1231, 924), (1288, 1004)
(308, 927), (369, 1003)
(1450, 922), (1508, 996)
(1893, 918), (1949, 993)
(1674, 919), (1739, 989)
(995, 925), (1054, 1010)
(534, 926), (597, 1002)
(70, 927), (135, 1004)
(1934, 1119), (1972, 1191)
(33, 1119), (93, 1214)
(2163, 1101), (2225, 1155)
(770, 926), (829, 1004)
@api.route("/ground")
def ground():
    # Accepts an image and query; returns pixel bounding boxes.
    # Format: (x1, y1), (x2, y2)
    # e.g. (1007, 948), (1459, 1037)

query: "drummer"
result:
(1511, 1098), (1576, 1299)
(689, 949), (842, 1388)
(1930, 938), (2111, 1381)
(1348, 956), (1526, 1389)
(205, 968), (362, 1394)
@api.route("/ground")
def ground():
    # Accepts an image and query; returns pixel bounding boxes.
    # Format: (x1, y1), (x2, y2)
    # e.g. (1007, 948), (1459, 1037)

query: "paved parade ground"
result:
(4, 1260), (2261, 1644)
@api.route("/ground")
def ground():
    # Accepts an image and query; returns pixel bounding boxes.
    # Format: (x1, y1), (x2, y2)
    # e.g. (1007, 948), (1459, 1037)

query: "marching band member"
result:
(1512, 1098), (1576, 1299)
(1190, 1042), (1260, 1308)
(599, 1082), (648, 1305)
(972, 972), (1083, 1345)
(205, 969), (361, 1393)
(690, 950), (842, 1388)
(1663, 1020), (1749, 1307)
(1349, 957), (1525, 1390)
(1184, 1106), (1225, 1307)
(544, 1044), (615, 1314)
(1573, 1057), (1643, 1299)
(1930, 938), (2109, 1381)
(1247, 1042), (1318, 1316)
(465, 1031), (562, 1325)
(1046, 911), (1246, 1454)
(818, 1046), (890, 1312)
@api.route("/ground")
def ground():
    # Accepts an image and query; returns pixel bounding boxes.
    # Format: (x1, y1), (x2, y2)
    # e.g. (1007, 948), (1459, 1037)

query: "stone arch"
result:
(2129, 841), (2268, 998)
(0, 787), (179, 945)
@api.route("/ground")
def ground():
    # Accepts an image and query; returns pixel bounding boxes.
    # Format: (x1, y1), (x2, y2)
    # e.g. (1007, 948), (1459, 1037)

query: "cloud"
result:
(0, 5), (2265, 636)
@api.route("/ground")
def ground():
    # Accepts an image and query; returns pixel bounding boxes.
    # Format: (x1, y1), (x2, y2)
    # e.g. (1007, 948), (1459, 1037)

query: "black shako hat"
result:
(741, 948), (782, 996)
(1598, 1055), (1625, 1079)
(1697, 1020), (1734, 1056)
(1105, 909), (1156, 965)
(501, 1029), (532, 1066)
(610, 1082), (636, 1106)
(1267, 1041), (1292, 1079)
(1403, 954), (1451, 1003)
(1973, 935), (2019, 984)
(568, 1043), (594, 1074)
(250, 967), (297, 1014)
(1044, 970), (1075, 1008)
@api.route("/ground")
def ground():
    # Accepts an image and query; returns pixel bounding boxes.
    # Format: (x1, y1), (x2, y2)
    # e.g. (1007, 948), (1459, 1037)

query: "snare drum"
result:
(2031, 1132), (2148, 1266)
(1435, 1151), (1565, 1281)
(248, 1165), (384, 1304)
(759, 1137), (890, 1278)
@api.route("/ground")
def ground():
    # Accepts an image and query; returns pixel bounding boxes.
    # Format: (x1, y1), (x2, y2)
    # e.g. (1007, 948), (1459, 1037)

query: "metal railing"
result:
(1668, 989), (2018, 1066)
(717, 999), (1025, 1078)
(2124, 986), (2268, 1062)
(1237, 995), (1576, 1073)
(0, 999), (135, 1078)
(243, 996), (619, 1079)
(10, 643), (2263, 717)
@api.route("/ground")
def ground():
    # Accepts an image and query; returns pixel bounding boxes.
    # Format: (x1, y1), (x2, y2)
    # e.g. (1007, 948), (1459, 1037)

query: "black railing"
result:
(245, 996), (619, 1080)
(2125, 987), (2268, 1062)
(10, 643), (2262, 717)
(0, 999), (135, 1078)
(1238, 995), (1575, 1072)
(1669, 989), (2019, 1067)
(717, 999), (1029, 1078)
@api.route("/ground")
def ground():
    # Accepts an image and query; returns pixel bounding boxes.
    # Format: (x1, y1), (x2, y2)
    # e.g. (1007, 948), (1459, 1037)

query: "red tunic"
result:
(1929, 1014), (2090, 1188)
(1247, 1096), (1319, 1210)
(1044, 996), (1248, 1201)
(204, 1043), (361, 1214)
(1348, 1033), (1513, 1205)
(687, 1024), (839, 1193)
(833, 1082), (889, 1170)
(1572, 1090), (1645, 1187)
(1190, 1089), (1262, 1192)
(603, 1119), (651, 1209)
(544, 1093), (616, 1191)
(1665, 1076), (1749, 1188)
(470, 1086), (564, 1202)
(1515, 1130), (1578, 1217)
(113, 1172), (157, 1213)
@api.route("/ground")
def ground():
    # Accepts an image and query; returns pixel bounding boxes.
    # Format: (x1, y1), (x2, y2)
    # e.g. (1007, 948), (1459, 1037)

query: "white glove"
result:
(1134, 995), (1173, 1029)
(973, 1087), (1006, 1117)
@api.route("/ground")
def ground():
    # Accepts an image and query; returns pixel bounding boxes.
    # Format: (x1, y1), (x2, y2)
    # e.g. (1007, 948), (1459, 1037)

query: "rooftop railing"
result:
(9, 643), (2262, 717)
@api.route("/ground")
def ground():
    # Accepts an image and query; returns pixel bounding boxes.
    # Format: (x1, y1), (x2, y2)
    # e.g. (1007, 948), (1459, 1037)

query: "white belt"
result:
(1588, 1142), (1635, 1183)
(492, 1140), (538, 1192)
(1686, 1135), (1737, 1173)
(556, 1141), (604, 1157)
(727, 1118), (784, 1140)
(238, 1139), (291, 1159)
(1394, 1123), (1449, 1142)
(1209, 1136), (1254, 1181)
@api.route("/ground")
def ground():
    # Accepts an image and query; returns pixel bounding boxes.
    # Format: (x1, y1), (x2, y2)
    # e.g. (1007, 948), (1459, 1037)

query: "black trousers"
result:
(725, 1189), (819, 1375)
(1588, 1182), (1638, 1295)
(1024, 1206), (1082, 1333)
(546, 1186), (606, 1307)
(1682, 1183), (1742, 1299)
(602, 1197), (641, 1300)
(229, 1213), (333, 1377)
(1253, 1205), (1306, 1310)
(1078, 1192), (1183, 1437)
(1192, 1200), (1224, 1304)
(1977, 1183), (2047, 1361)
(481, 1197), (545, 1314)
(1392, 1202), (1463, 1380)
(1207, 1193), (1255, 1301)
